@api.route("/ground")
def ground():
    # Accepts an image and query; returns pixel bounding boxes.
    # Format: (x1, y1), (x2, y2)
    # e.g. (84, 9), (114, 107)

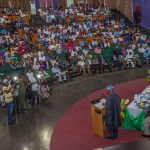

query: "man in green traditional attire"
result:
(18, 74), (26, 111)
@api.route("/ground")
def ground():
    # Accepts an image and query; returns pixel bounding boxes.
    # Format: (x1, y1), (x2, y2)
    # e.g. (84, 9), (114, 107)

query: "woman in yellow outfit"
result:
(3, 79), (14, 124)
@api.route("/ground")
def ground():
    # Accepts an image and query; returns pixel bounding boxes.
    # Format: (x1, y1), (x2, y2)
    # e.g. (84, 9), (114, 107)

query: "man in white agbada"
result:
(77, 58), (86, 74)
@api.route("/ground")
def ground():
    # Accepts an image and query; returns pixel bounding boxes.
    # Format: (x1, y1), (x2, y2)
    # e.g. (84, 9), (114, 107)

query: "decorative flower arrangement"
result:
(147, 69), (150, 82)
(120, 98), (129, 119)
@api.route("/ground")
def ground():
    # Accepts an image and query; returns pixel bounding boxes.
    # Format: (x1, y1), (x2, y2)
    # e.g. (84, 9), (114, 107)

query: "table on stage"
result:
(122, 86), (150, 131)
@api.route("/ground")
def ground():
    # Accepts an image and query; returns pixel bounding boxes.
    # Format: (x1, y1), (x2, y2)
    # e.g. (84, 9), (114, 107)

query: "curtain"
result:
(0, 0), (30, 11)
(109, 0), (133, 21)
(133, 0), (150, 30)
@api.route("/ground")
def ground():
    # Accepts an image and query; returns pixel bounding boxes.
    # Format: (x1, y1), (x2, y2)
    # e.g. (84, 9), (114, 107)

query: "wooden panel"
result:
(91, 104), (108, 137)
(109, 0), (133, 21)
(0, 0), (30, 11)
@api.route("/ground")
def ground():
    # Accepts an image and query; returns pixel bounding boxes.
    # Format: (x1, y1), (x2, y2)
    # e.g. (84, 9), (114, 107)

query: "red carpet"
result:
(50, 78), (149, 150)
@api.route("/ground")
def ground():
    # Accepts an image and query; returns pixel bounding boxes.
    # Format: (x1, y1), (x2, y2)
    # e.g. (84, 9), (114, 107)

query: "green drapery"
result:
(122, 109), (146, 131)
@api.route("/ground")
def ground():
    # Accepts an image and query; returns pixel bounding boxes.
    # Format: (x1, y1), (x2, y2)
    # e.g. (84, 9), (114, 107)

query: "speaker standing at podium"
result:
(105, 85), (121, 139)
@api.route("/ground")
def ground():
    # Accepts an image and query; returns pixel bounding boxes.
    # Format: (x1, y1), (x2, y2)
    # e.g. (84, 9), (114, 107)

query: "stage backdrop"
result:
(133, 0), (150, 30)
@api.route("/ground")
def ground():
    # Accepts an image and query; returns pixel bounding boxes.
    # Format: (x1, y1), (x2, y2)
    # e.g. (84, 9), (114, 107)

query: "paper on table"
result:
(94, 99), (106, 109)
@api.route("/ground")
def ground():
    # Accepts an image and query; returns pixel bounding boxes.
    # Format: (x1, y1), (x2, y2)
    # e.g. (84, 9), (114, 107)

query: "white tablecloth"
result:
(127, 85), (150, 118)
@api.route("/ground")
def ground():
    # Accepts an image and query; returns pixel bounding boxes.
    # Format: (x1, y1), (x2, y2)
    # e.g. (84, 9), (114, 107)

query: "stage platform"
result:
(95, 139), (150, 150)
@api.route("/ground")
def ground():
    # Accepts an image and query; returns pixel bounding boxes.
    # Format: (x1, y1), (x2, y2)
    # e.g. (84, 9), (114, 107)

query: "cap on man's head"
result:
(107, 84), (114, 91)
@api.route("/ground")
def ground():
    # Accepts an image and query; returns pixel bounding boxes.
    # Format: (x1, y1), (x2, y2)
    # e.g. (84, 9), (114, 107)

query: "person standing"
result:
(30, 77), (39, 106)
(13, 80), (20, 114)
(105, 84), (121, 139)
(18, 74), (26, 111)
(3, 79), (14, 124)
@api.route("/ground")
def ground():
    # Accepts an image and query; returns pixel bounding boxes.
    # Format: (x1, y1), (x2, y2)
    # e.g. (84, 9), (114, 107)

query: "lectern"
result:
(91, 99), (108, 137)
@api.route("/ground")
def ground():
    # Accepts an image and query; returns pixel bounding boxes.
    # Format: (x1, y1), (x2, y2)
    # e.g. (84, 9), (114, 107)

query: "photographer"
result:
(0, 78), (4, 106)
(2, 79), (14, 124)
(12, 76), (20, 114)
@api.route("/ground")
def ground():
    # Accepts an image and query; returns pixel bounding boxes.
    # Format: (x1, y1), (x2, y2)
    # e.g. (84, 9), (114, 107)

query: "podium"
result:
(91, 99), (108, 137)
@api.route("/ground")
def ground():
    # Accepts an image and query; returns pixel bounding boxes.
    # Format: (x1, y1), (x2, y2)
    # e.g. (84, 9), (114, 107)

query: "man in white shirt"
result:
(77, 58), (86, 74)
(0, 18), (5, 25)
(126, 46), (134, 55)
(125, 52), (135, 68)
(26, 70), (35, 82)
(138, 45), (145, 53)
(31, 78), (39, 105)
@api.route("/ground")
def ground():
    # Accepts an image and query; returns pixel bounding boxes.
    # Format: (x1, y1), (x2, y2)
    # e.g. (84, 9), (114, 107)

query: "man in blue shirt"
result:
(43, 40), (49, 47)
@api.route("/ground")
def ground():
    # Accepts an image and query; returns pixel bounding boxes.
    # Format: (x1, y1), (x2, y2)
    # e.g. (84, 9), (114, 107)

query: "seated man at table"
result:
(105, 84), (121, 139)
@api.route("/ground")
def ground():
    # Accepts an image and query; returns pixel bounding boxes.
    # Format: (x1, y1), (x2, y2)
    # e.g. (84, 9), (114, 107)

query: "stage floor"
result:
(103, 139), (150, 150)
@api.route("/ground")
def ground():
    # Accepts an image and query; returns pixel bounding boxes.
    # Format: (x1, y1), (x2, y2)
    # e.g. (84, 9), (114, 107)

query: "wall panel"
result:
(0, 0), (30, 11)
